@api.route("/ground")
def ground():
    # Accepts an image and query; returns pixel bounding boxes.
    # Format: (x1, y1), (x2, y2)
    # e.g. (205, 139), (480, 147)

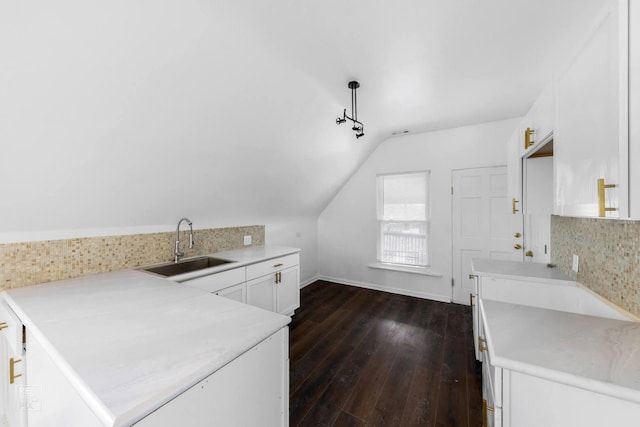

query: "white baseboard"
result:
(299, 275), (319, 289)
(316, 275), (451, 303)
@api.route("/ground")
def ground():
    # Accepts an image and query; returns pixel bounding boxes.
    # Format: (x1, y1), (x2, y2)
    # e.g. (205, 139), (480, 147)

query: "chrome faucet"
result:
(174, 217), (195, 263)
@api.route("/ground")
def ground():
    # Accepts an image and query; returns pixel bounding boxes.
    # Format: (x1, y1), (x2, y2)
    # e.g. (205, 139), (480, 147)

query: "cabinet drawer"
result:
(0, 300), (23, 355)
(246, 254), (299, 281)
(182, 267), (245, 293)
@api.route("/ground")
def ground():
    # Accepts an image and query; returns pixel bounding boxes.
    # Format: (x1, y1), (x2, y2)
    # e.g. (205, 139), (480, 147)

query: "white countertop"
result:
(472, 258), (574, 285)
(146, 245), (300, 282)
(2, 245), (297, 426)
(481, 299), (640, 404)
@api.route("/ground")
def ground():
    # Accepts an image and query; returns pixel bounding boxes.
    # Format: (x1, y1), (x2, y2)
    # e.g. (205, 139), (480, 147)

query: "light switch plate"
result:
(572, 254), (579, 272)
(243, 235), (252, 246)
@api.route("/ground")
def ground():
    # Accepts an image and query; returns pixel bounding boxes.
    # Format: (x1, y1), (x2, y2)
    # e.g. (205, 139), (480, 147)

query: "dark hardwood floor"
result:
(289, 281), (482, 427)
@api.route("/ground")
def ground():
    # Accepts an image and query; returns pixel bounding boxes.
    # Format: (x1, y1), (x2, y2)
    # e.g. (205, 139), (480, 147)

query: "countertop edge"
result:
(480, 299), (640, 406)
(471, 258), (575, 286)
(114, 319), (291, 427)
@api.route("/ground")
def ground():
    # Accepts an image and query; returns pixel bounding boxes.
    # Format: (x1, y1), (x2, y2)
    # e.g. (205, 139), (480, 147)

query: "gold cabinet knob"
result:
(525, 250), (534, 257)
(514, 244), (522, 250)
(514, 232), (521, 238)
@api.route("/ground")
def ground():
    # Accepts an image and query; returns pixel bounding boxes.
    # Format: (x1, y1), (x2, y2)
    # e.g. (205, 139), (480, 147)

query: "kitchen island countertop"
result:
(2, 246), (296, 426)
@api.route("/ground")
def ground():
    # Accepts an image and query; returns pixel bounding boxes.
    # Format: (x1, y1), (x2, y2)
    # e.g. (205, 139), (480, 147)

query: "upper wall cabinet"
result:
(554, 0), (629, 218)
(520, 82), (555, 157)
(506, 127), (522, 214)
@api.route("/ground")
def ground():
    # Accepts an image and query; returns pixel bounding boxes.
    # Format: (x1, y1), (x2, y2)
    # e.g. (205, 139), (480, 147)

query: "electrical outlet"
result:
(243, 235), (252, 246)
(572, 254), (579, 272)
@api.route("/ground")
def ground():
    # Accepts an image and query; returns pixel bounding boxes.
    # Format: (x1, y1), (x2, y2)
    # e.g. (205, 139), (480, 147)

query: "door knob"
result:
(514, 244), (522, 250)
(514, 232), (521, 238)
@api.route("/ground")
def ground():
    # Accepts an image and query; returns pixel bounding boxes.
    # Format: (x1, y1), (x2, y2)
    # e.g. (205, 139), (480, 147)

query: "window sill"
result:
(368, 262), (443, 277)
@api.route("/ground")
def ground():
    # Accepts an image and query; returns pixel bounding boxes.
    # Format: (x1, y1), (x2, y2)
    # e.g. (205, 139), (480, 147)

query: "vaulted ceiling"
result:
(0, 0), (606, 235)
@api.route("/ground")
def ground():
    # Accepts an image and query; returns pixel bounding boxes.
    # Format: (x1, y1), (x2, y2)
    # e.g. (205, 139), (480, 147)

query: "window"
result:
(376, 171), (429, 267)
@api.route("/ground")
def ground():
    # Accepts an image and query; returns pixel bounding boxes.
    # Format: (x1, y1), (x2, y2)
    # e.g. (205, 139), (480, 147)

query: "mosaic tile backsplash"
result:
(550, 215), (640, 317)
(0, 225), (265, 290)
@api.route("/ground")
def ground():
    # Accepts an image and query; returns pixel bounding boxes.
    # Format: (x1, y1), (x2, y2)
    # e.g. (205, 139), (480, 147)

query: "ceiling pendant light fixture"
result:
(336, 80), (364, 139)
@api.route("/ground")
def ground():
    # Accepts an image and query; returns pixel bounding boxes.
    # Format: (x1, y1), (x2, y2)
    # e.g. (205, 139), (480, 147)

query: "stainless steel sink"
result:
(142, 256), (234, 277)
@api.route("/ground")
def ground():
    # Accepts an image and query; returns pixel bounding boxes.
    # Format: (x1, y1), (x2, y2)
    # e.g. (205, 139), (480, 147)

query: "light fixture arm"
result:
(336, 80), (365, 139)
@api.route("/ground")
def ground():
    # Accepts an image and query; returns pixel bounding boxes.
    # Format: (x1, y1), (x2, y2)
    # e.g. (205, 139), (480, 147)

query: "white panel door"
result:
(452, 167), (523, 304)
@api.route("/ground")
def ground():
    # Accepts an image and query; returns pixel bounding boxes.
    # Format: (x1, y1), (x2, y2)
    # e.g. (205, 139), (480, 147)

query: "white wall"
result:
(317, 118), (520, 301)
(265, 216), (318, 285)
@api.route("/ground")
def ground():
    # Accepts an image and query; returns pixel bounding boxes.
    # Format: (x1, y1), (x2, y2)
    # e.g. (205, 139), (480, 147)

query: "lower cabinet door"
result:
(135, 328), (289, 427)
(215, 283), (246, 304)
(247, 275), (276, 312)
(0, 340), (26, 427)
(276, 266), (299, 315)
(0, 301), (26, 427)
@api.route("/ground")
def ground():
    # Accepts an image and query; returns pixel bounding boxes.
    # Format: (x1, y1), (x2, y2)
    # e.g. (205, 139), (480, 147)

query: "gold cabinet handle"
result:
(273, 263), (283, 268)
(468, 274), (476, 279)
(525, 250), (533, 257)
(478, 337), (488, 352)
(514, 232), (521, 238)
(9, 358), (22, 384)
(597, 178), (618, 217)
(274, 271), (281, 284)
(483, 399), (487, 427)
(514, 244), (522, 250)
(0, 322), (7, 332)
(469, 293), (475, 307)
(524, 127), (535, 149)
(512, 198), (519, 214)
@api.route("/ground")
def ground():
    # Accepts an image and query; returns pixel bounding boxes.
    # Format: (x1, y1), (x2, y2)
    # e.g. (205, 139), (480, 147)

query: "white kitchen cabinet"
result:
(180, 267), (247, 303)
(506, 128), (522, 215)
(214, 282), (246, 303)
(180, 252), (300, 315)
(0, 301), (26, 427)
(480, 301), (640, 427)
(136, 328), (289, 427)
(479, 314), (503, 427)
(520, 82), (555, 157)
(25, 330), (103, 427)
(630, 0), (640, 218)
(554, 0), (629, 218)
(181, 267), (245, 294)
(246, 254), (300, 316)
(522, 154), (553, 263)
(470, 276), (481, 362)
(247, 275), (275, 312)
(275, 266), (300, 315)
(504, 371), (640, 426)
